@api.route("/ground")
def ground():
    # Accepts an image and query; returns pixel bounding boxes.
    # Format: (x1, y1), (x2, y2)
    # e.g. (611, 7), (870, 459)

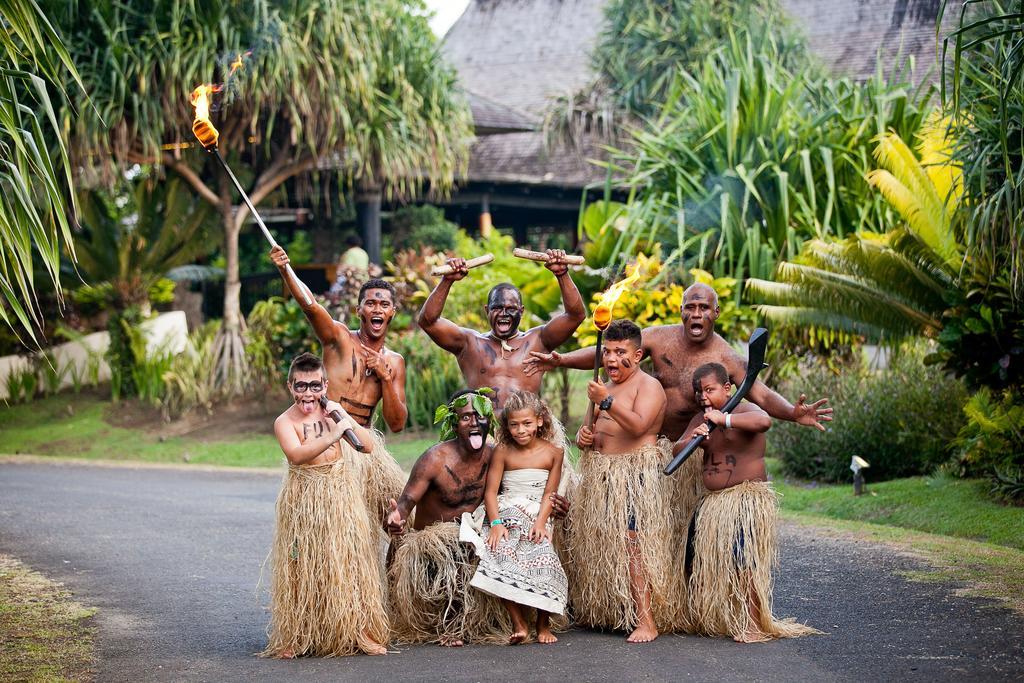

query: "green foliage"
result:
(942, 0), (1024, 298)
(4, 362), (37, 404)
(148, 278), (176, 307)
(613, 31), (931, 288)
(384, 331), (462, 430)
(245, 297), (320, 381)
(71, 283), (116, 316)
(0, 0), (83, 347)
(772, 343), (966, 483)
(953, 387), (1024, 502)
(284, 230), (313, 266)
(106, 308), (145, 401)
(161, 321), (224, 418)
(388, 205), (459, 254)
(74, 177), (216, 311)
(433, 388), (494, 442)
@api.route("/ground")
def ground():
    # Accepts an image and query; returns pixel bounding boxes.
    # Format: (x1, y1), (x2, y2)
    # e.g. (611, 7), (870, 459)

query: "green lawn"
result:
(768, 459), (1024, 551)
(0, 393), (434, 470)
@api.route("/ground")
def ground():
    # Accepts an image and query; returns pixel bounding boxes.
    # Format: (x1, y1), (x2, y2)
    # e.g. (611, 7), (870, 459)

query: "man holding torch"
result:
(269, 246), (407, 524)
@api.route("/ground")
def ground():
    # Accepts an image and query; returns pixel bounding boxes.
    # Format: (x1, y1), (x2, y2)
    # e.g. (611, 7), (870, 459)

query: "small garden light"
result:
(851, 456), (870, 496)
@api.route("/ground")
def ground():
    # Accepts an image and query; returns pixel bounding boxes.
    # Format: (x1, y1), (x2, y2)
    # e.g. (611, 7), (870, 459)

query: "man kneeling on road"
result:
(386, 389), (568, 646)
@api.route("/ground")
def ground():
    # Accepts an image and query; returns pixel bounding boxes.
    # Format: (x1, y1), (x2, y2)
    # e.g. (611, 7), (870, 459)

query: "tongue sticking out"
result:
(469, 433), (484, 450)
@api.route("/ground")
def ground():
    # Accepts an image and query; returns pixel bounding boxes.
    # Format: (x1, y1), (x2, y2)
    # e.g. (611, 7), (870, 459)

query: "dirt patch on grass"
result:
(0, 555), (96, 682)
(105, 396), (282, 441)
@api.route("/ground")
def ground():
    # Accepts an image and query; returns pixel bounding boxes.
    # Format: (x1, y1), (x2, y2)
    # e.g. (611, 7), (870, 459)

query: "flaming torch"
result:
(189, 55), (312, 306)
(584, 263), (644, 428)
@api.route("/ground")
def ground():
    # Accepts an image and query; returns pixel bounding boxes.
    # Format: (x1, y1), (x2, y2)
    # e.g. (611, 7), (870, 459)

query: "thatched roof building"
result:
(439, 0), (957, 242)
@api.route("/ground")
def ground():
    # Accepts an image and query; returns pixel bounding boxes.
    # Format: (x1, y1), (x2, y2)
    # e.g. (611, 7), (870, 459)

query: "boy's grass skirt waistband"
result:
(262, 453), (390, 657)
(561, 440), (700, 633)
(687, 480), (820, 641)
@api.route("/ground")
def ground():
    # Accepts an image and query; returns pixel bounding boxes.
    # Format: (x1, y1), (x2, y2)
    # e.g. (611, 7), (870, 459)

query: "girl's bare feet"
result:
(509, 628), (528, 644)
(507, 600), (528, 644)
(536, 612), (557, 643)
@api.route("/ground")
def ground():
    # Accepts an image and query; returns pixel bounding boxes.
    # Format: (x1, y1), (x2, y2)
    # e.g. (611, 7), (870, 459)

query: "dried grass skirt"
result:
(687, 480), (820, 641)
(561, 440), (698, 633)
(262, 456), (390, 657)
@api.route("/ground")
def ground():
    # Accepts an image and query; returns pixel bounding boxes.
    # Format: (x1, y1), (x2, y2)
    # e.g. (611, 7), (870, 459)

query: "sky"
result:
(424, 0), (470, 37)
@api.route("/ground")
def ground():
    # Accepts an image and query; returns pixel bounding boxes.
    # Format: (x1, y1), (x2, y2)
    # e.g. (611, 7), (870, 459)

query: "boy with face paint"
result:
(679, 363), (819, 643)
(385, 390), (519, 647)
(269, 246), (406, 525)
(417, 249), (585, 414)
(565, 320), (689, 643)
(264, 353), (389, 658)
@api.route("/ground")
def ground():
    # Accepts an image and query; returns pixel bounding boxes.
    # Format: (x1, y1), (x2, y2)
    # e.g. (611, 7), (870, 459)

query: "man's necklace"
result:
(489, 333), (521, 359)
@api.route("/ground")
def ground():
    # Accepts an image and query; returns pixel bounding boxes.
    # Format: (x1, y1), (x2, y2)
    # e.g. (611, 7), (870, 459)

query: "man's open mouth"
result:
(495, 317), (513, 332)
(689, 322), (705, 334)
(369, 316), (385, 332)
(467, 428), (484, 450)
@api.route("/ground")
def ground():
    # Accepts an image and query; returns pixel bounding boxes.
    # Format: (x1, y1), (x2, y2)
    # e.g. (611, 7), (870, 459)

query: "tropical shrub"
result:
(772, 343), (966, 483)
(388, 205), (459, 256)
(162, 321), (225, 418)
(384, 332), (462, 430)
(246, 297), (320, 381)
(953, 387), (1024, 502)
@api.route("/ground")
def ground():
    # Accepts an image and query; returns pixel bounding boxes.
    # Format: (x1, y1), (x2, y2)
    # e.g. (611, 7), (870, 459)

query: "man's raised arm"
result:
(269, 246), (340, 347)
(417, 258), (470, 354)
(722, 351), (832, 431)
(538, 249), (586, 350)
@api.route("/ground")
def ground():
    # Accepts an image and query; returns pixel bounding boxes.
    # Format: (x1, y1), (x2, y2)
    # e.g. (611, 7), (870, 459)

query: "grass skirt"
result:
(687, 480), (819, 641)
(362, 430), (407, 522)
(561, 441), (694, 633)
(389, 520), (513, 644)
(262, 453), (390, 657)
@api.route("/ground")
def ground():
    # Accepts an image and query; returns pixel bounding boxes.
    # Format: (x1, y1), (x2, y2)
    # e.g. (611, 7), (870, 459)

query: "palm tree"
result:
(72, 178), (216, 312)
(0, 0), (84, 345)
(53, 0), (472, 392)
(747, 117), (963, 341)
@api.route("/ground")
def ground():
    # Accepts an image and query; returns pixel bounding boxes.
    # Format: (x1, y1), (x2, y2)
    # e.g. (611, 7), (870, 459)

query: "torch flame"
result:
(189, 52), (250, 151)
(592, 259), (646, 330)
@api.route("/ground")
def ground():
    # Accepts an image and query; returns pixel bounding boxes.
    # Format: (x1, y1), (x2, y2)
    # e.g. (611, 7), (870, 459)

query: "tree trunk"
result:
(212, 181), (249, 396)
(356, 179), (382, 264)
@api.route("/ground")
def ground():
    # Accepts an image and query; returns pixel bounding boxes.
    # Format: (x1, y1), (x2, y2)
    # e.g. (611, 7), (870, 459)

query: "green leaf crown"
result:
(433, 388), (495, 442)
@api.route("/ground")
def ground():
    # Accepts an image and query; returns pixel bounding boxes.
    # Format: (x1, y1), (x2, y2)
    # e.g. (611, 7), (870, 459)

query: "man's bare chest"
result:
(459, 334), (542, 376)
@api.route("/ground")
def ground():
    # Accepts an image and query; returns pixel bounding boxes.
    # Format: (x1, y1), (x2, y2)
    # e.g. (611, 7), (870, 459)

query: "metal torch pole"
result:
(208, 148), (313, 306)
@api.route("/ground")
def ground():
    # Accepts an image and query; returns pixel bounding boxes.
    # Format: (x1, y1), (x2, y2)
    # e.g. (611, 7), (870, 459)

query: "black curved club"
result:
(663, 327), (769, 475)
(319, 397), (367, 453)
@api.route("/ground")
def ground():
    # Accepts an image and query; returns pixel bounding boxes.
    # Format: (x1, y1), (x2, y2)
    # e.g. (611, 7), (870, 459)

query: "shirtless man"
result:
(270, 245), (407, 519)
(270, 245), (407, 431)
(525, 282), (831, 440)
(417, 250), (585, 413)
(571, 320), (670, 643)
(386, 390), (493, 534)
(264, 353), (388, 658)
(680, 362), (818, 642)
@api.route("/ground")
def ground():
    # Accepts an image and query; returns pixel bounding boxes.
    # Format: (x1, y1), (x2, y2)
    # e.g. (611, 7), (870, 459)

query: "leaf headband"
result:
(433, 388), (495, 442)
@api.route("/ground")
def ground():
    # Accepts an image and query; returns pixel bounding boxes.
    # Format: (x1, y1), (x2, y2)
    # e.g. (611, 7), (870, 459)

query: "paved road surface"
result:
(1, 460), (1022, 682)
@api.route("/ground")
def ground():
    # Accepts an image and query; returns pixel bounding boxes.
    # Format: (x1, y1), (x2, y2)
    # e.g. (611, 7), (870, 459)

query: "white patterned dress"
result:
(459, 468), (569, 615)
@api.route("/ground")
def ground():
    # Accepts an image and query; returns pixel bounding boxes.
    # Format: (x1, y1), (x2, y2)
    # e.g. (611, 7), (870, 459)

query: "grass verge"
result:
(767, 459), (1024, 551)
(0, 393), (434, 470)
(781, 511), (1024, 616)
(0, 555), (96, 682)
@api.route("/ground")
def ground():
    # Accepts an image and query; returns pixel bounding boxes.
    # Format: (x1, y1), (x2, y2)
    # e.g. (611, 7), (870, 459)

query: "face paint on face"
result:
(696, 376), (731, 411)
(601, 339), (642, 383)
(681, 285), (720, 343)
(455, 403), (489, 452)
(290, 370), (327, 416)
(358, 288), (396, 340)
(486, 288), (524, 340)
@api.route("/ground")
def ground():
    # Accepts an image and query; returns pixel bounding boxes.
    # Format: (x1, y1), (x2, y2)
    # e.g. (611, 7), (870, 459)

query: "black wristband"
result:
(599, 395), (614, 411)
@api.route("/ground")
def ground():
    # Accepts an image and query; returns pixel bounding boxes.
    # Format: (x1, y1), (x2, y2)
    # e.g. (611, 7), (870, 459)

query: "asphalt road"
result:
(1, 459), (1022, 682)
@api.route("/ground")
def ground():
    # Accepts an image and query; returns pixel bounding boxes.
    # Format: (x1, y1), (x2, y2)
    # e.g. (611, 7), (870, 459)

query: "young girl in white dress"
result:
(460, 390), (568, 644)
